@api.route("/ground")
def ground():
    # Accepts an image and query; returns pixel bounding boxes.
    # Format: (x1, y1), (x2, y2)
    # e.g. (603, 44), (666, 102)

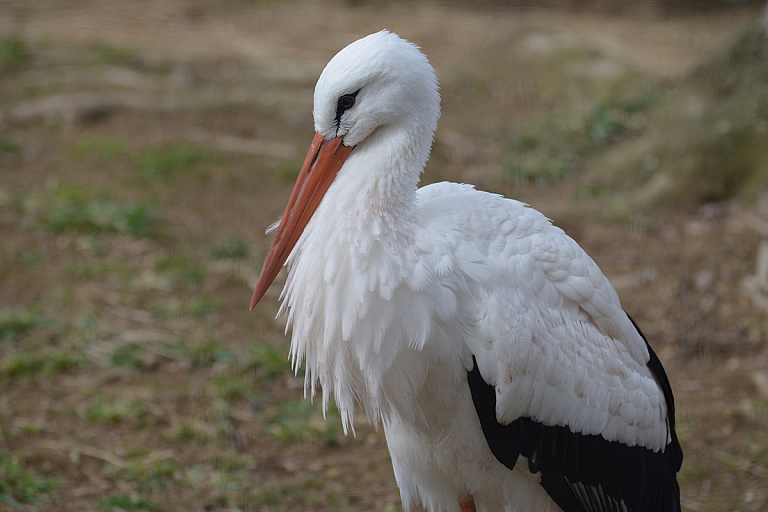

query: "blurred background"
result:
(1, 0), (768, 510)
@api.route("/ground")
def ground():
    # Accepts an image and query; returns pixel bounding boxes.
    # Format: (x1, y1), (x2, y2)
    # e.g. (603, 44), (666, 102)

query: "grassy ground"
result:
(1, 1), (768, 511)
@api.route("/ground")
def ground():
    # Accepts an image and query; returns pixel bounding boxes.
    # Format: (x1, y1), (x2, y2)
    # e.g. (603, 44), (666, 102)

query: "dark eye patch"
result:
(335, 90), (360, 122)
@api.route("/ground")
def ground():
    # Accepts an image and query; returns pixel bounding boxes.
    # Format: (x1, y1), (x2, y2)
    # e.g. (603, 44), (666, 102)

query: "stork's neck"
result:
(322, 123), (430, 245)
(283, 122), (438, 431)
(282, 121), (432, 328)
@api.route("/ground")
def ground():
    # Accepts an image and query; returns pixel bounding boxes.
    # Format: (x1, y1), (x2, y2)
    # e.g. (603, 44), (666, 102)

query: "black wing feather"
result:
(467, 314), (682, 512)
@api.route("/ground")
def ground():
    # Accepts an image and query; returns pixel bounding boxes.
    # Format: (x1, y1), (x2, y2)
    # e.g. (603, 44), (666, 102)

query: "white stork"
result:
(249, 30), (682, 512)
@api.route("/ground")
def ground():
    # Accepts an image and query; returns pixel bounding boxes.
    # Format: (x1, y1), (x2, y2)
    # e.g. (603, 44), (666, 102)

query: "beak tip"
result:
(249, 280), (270, 311)
(249, 293), (259, 311)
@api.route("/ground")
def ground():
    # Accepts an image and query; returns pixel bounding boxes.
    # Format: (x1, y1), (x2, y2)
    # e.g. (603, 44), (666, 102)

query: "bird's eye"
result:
(335, 90), (359, 121)
(339, 94), (356, 110)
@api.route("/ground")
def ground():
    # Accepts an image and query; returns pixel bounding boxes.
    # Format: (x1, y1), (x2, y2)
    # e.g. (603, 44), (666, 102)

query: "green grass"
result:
(0, 350), (86, 378)
(604, 195), (650, 229)
(91, 43), (143, 68)
(210, 238), (250, 260)
(0, 454), (57, 506)
(170, 339), (235, 369)
(136, 145), (208, 180)
(0, 353), (47, 378)
(105, 459), (180, 493)
(240, 478), (378, 512)
(0, 309), (50, 342)
(0, 311), (89, 378)
(188, 296), (216, 317)
(44, 193), (160, 238)
(263, 399), (340, 444)
(208, 344), (294, 406)
(66, 258), (111, 279)
(503, 154), (574, 186)
(212, 375), (264, 406)
(87, 398), (149, 424)
(0, 138), (24, 167)
(153, 255), (205, 289)
(678, 460), (711, 481)
(0, 35), (27, 73)
(95, 494), (157, 512)
(502, 92), (658, 185)
(244, 344), (293, 381)
(266, 157), (305, 183)
(174, 417), (223, 444)
(586, 93), (659, 145)
(110, 343), (148, 369)
(245, 483), (303, 508)
(71, 137), (129, 160)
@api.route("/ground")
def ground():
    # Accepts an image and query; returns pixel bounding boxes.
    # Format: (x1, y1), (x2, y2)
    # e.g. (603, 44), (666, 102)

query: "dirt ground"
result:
(1, 1), (768, 511)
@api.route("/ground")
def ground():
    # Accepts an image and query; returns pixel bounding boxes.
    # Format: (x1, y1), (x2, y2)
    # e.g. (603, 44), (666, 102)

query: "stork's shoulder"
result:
(415, 182), (648, 363)
(416, 181), (522, 210)
(415, 181), (475, 202)
(415, 181), (546, 240)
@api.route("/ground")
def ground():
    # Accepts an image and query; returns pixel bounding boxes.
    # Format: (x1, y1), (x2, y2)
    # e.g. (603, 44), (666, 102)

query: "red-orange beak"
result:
(249, 132), (354, 310)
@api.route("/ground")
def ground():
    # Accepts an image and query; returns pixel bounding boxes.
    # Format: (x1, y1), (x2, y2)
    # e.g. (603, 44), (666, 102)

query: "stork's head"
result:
(312, 30), (441, 147)
(250, 31), (440, 310)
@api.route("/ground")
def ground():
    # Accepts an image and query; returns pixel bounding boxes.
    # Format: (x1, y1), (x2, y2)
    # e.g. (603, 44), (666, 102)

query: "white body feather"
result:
(281, 178), (668, 511)
(268, 31), (673, 512)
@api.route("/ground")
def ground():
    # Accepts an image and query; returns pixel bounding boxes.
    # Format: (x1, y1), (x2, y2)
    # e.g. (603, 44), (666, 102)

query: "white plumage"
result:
(250, 30), (681, 512)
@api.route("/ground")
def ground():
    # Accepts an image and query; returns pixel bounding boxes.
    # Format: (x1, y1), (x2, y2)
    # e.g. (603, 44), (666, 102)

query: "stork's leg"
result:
(459, 497), (477, 512)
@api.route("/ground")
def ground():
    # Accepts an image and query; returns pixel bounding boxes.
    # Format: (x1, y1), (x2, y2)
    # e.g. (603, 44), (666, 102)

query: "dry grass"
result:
(1, 1), (767, 511)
